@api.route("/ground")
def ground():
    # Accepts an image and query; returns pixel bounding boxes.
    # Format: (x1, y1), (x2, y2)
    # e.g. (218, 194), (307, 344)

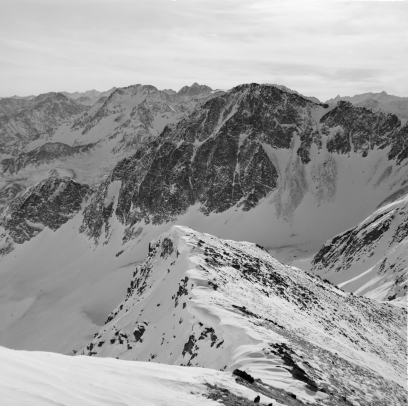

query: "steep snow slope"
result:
(0, 346), (280, 406)
(80, 226), (406, 406)
(312, 193), (408, 306)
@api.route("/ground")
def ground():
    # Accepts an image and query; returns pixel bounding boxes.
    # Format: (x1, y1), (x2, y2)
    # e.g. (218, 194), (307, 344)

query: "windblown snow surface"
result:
(0, 346), (280, 406)
(80, 226), (406, 406)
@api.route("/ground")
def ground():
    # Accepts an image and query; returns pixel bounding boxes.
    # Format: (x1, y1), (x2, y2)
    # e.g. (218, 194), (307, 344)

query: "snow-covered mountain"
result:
(0, 82), (406, 371)
(57, 83), (215, 150)
(312, 193), (408, 307)
(0, 92), (87, 157)
(79, 226), (406, 406)
(80, 84), (407, 254)
(326, 91), (408, 121)
(0, 83), (217, 208)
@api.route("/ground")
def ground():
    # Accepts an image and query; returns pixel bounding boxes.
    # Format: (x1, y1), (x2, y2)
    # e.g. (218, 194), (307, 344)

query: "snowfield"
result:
(0, 346), (280, 406)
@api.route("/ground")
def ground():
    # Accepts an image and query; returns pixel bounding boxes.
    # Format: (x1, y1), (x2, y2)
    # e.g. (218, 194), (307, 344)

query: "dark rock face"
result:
(0, 93), (88, 156)
(81, 84), (325, 238)
(320, 101), (407, 160)
(0, 142), (95, 175)
(0, 177), (92, 255)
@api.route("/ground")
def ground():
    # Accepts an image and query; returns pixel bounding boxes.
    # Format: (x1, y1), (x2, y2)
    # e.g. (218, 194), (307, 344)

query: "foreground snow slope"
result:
(0, 346), (279, 406)
(81, 226), (407, 406)
(312, 193), (408, 306)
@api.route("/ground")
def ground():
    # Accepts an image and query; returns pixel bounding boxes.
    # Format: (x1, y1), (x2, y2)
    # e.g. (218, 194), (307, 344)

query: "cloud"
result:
(0, 0), (406, 100)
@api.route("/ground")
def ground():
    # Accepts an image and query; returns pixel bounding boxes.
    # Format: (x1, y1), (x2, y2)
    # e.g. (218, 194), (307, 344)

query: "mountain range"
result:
(0, 81), (406, 406)
(0, 83), (218, 209)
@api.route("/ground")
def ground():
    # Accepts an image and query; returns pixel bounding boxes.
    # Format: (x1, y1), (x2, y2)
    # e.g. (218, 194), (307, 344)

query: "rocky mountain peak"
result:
(79, 82), (408, 248)
(178, 83), (212, 97)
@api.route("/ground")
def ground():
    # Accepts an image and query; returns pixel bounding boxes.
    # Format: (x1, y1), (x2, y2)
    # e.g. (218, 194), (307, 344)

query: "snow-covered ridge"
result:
(312, 193), (408, 306)
(81, 226), (407, 406)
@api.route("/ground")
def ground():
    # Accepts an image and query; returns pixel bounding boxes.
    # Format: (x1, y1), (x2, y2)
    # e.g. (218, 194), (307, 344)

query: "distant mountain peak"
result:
(177, 83), (212, 97)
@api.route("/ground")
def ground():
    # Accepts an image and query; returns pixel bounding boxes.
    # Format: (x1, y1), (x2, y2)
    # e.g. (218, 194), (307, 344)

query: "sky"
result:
(0, 0), (407, 101)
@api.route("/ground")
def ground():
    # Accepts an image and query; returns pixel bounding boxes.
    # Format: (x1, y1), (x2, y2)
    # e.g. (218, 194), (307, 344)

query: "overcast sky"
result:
(0, 0), (406, 101)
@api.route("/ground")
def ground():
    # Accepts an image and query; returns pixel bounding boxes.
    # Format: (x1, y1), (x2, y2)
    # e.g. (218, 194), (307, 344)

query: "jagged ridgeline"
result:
(81, 83), (407, 241)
